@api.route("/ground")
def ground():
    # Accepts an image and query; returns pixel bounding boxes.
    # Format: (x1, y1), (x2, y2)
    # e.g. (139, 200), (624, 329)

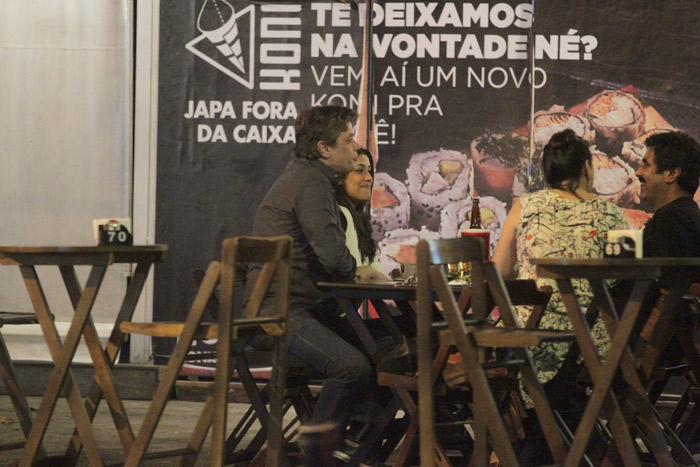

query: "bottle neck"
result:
(470, 200), (482, 228)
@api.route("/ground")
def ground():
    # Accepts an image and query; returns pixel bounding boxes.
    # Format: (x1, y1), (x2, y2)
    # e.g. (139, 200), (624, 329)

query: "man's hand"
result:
(356, 265), (387, 283)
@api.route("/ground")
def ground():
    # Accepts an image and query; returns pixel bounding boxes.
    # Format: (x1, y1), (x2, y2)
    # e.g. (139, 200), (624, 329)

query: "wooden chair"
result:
(120, 235), (292, 467)
(0, 312), (47, 456)
(627, 283), (700, 462)
(416, 236), (572, 466)
(182, 266), (316, 465)
(377, 280), (552, 466)
(665, 286), (700, 450)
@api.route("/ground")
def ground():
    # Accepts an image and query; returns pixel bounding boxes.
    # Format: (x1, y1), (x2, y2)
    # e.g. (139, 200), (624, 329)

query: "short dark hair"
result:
(294, 105), (357, 160)
(542, 129), (592, 190)
(645, 131), (700, 195)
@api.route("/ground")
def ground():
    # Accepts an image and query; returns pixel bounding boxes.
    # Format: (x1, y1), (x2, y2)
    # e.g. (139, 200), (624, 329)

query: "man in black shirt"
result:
(249, 105), (385, 457)
(636, 131), (700, 260)
(631, 131), (700, 365)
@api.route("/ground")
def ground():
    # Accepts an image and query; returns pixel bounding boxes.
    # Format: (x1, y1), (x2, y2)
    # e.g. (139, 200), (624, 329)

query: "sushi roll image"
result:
(405, 149), (470, 230)
(370, 172), (411, 242)
(518, 106), (594, 192)
(532, 106), (595, 147)
(591, 149), (641, 208)
(470, 131), (528, 202)
(439, 196), (507, 255)
(586, 90), (645, 155)
(620, 128), (673, 169)
(376, 226), (440, 276)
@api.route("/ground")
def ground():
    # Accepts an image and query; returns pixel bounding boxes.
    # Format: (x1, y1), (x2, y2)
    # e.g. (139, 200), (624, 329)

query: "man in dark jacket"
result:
(249, 105), (385, 458)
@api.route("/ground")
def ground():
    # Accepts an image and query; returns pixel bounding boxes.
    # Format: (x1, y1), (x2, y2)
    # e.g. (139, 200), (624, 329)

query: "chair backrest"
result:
(416, 236), (493, 466)
(219, 236), (292, 336)
(415, 236), (555, 466)
(505, 280), (553, 329)
(417, 236), (492, 321)
(192, 268), (220, 321)
(211, 235), (293, 467)
(192, 263), (249, 322)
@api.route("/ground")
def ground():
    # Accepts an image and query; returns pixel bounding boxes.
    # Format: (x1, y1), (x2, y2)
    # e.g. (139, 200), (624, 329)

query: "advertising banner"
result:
(156, 0), (700, 358)
(156, 0), (364, 358)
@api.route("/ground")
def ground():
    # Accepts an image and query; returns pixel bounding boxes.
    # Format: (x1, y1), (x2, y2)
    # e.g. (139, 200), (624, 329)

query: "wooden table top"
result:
(532, 257), (700, 267)
(532, 257), (700, 281)
(0, 244), (168, 266)
(319, 280), (422, 301)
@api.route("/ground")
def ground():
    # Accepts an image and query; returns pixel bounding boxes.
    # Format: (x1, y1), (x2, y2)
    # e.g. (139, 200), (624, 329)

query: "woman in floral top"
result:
(494, 129), (626, 381)
(492, 130), (626, 460)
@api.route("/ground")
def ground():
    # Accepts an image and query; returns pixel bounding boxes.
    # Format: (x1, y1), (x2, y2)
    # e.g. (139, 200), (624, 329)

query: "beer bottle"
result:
(470, 198), (482, 229)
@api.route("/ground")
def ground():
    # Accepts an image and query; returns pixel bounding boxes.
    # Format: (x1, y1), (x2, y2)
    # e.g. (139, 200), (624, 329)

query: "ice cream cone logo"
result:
(197, 0), (245, 74)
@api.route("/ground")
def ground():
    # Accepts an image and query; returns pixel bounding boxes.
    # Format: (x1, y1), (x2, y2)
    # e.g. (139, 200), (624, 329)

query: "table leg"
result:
(18, 265), (107, 467)
(557, 278), (644, 467)
(394, 300), (417, 328)
(59, 265), (135, 453)
(609, 276), (700, 465)
(335, 297), (379, 359)
(370, 299), (408, 345)
(590, 280), (677, 466)
(482, 266), (568, 464)
(0, 330), (47, 457)
(63, 261), (153, 465)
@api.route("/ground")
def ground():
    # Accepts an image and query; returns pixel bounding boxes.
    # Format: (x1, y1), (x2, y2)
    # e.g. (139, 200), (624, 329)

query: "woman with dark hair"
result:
(335, 148), (385, 275)
(492, 129), (626, 461)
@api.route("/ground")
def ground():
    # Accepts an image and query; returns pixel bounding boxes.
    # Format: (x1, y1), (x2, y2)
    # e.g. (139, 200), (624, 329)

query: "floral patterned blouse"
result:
(515, 190), (627, 387)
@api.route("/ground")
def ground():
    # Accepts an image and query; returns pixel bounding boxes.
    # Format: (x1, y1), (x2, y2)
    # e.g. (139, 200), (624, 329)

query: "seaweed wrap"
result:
(406, 149), (470, 230)
(376, 226), (440, 275)
(370, 172), (411, 242)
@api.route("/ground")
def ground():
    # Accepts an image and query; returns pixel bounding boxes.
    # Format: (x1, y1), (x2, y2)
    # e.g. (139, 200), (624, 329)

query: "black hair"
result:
(542, 129), (592, 192)
(294, 105), (357, 160)
(335, 148), (378, 263)
(645, 131), (700, 195)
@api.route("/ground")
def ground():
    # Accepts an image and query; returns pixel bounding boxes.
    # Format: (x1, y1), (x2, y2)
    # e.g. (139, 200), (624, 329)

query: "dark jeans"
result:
(287, 306), (374, 429)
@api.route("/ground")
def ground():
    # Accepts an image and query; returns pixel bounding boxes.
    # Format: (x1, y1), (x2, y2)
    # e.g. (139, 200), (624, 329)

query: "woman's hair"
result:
(542, 129), (592, 192)
(335, 148), (378, 263)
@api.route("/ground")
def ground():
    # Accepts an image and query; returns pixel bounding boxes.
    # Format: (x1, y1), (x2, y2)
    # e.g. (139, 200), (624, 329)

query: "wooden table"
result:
(317, 279), (449, 465)
(316, 280), (431, 361)
(533, 257), (700, 466)
(0, 245), (167, 467)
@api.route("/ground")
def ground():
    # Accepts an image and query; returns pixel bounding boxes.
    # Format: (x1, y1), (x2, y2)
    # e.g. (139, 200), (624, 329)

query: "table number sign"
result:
(93, 218), (133, 245)
(604, 230), (643, 258)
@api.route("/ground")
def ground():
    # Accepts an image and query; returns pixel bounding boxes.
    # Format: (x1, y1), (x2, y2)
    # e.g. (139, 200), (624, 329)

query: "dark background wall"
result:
(155, 0), (700, 358)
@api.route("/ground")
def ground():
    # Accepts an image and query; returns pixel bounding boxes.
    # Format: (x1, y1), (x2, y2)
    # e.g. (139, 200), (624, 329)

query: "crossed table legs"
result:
(15, 259), (155, 466)
(534, 258), (700, 466)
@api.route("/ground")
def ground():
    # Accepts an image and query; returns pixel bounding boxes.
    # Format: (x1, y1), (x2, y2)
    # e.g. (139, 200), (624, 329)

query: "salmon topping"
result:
(371, 185), (398, 209)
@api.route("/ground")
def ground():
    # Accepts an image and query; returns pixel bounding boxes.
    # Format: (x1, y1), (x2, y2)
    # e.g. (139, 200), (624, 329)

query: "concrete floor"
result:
(2, 393), (686, 466)
(0, 396), (262, 466)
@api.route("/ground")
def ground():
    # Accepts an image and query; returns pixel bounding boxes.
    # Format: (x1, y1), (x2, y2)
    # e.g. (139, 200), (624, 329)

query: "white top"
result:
(339, 205), (383, 273)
